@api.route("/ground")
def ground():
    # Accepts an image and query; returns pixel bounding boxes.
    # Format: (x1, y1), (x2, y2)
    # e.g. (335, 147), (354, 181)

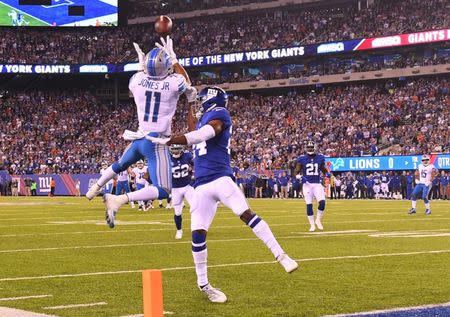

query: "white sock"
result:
(127, 186), (159, 202)
(308, 215), (315, 226)
(412, 200), (417, 208)
(192, 249), (208, 287)
(252, 220), (284, 259)
(97, 166), (117, 187)
(425, 203), (430, 209)
(317, 210), (324, 220)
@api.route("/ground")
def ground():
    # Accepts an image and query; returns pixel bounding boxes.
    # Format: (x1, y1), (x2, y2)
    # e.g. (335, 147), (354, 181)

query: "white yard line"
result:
(1, 216), (449, 229)
(322, 300), (450, 316)
(43, 302), (107, 310)
(0, 295), (52, 301)
(0, 307), (57, 317)
(1, 249), (449, 282)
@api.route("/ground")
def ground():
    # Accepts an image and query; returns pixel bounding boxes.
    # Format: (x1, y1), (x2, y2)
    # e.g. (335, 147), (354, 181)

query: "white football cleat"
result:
(315, 218), (323, 230)
(166, 203), (172, 209)
(200, 284), (227, 303)
(130, 202), (135, 208)
(103, 194), (126, 228)
(277, 253), (299, 273)
(175, 230), (183, 240)
(309, 225), (316, 232)
(85, 183), (102, 200)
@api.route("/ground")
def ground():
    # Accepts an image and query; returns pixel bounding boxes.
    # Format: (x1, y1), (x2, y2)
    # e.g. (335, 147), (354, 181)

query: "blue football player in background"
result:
(169, 144), (195, 240)
(295, 140), (330, 231)
(149, 86), (298, 303)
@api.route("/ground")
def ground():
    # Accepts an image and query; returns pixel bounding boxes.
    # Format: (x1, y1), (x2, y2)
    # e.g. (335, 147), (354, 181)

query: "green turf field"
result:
(0, 198), (449, 317)
(0, 2), (49, 26)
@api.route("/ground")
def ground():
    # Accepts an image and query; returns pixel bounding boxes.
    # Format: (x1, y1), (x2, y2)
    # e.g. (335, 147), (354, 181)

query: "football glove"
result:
(155, 36), (178, 65)
(185, 85), (197, 103)
(133, 42), (146, 72)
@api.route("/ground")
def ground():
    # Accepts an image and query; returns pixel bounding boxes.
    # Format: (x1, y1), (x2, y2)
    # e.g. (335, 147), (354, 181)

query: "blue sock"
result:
(192, 231), (206, 252)
(174, 215), (182, 230)
(245, 214), (262, 228)
(306, 204), (314, 216)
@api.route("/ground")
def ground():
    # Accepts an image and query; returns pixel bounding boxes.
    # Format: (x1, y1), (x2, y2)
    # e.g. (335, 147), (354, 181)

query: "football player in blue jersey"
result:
(380, 171), (390, 199)
(148, 86), (298, 303)
(169, 144), (195, 240)
(295, 140), (330, 232)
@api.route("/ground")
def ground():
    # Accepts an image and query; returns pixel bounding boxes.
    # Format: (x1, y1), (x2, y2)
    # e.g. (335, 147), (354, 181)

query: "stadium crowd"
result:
(127, 0), (273, 18)
(1, 0), (448, 64)
(1, 77), (448, 177)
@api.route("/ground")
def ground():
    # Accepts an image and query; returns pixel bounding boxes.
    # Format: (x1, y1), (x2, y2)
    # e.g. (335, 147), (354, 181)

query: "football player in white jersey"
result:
(408, 155), (438, 215)
(86, 36), (196, 228)
(131, 160), (149, 211)
(100, 162), (113, 194)
(115, 167), (135, 208)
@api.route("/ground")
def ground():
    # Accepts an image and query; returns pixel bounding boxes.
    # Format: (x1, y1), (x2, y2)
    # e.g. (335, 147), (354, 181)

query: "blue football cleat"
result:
(408, 208), (416, 214)
(425, 209), (431, 215)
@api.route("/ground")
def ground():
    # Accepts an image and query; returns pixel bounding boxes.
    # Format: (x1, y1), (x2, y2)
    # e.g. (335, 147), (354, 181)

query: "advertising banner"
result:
(15, 174), (100, 196)
(326, 154), (450, 172)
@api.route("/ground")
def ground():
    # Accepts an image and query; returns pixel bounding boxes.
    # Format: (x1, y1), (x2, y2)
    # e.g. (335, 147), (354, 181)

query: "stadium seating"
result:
(0, 0), (447, 64)
(1, 77), (448, 175)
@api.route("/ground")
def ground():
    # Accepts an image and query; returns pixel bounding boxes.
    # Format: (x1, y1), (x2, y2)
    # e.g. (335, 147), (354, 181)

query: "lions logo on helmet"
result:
(305, 140), (316, 155)
(421, 154), (430, 166)
(194, 86), (228, 119)
(169, 144), (183, 159)
(145, 47), (172, 80)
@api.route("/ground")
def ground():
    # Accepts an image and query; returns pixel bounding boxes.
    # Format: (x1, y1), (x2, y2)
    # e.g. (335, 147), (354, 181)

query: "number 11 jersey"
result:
(129, 71), (186, 135)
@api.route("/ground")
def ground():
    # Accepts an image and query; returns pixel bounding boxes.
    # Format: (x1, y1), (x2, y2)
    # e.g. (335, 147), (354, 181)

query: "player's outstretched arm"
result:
(156, 36), (191, 85)
(147, 120), (224, 146)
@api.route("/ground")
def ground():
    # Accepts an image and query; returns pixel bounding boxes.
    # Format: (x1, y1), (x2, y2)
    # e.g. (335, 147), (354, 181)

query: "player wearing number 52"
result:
(85, 37), (197, 229)
(295, 140), (331, 232)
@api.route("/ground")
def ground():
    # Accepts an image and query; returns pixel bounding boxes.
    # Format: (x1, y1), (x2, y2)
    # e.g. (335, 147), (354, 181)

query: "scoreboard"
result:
(0, 0), (118, 26)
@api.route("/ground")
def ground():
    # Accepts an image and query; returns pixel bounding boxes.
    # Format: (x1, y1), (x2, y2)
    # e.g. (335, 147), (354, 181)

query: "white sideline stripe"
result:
(3, 228), (450, 253)
(0, 307), (57, 317)
(43, 302), (107, 310)
(293, 230), (377, 235)
(2, 216), (450, 229)
(0, 295), (52, 301)
(322, 301), (450, 316)
(1, 249), (449, 282)
(372, 233), (450, 238)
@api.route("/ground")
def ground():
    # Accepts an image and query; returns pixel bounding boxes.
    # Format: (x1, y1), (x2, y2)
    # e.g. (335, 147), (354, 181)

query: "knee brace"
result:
(318, 200), (325, 211)
(306, 204), (314, 216)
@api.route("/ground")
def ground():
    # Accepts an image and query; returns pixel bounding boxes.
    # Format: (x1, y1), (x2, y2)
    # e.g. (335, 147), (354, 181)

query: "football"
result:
(155, 15), (173, 36)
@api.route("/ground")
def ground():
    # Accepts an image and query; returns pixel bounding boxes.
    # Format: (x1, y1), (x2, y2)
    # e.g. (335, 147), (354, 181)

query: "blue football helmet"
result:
(195, 86), (228, 119)
(145, 47), (172, 80)
(169, 144), (183, 158)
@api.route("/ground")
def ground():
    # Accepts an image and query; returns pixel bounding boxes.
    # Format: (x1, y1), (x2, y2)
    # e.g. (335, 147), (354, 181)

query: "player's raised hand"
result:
(145, 135), (170, 145)
(156, 36), (178, 65)
(133, 42), (146, 72)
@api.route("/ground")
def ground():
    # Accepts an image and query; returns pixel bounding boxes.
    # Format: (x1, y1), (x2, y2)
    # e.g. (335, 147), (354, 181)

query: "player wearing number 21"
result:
(295, 140), (330, 232)
(148, 86), (298, 303)
(86, 36), (197, 228)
